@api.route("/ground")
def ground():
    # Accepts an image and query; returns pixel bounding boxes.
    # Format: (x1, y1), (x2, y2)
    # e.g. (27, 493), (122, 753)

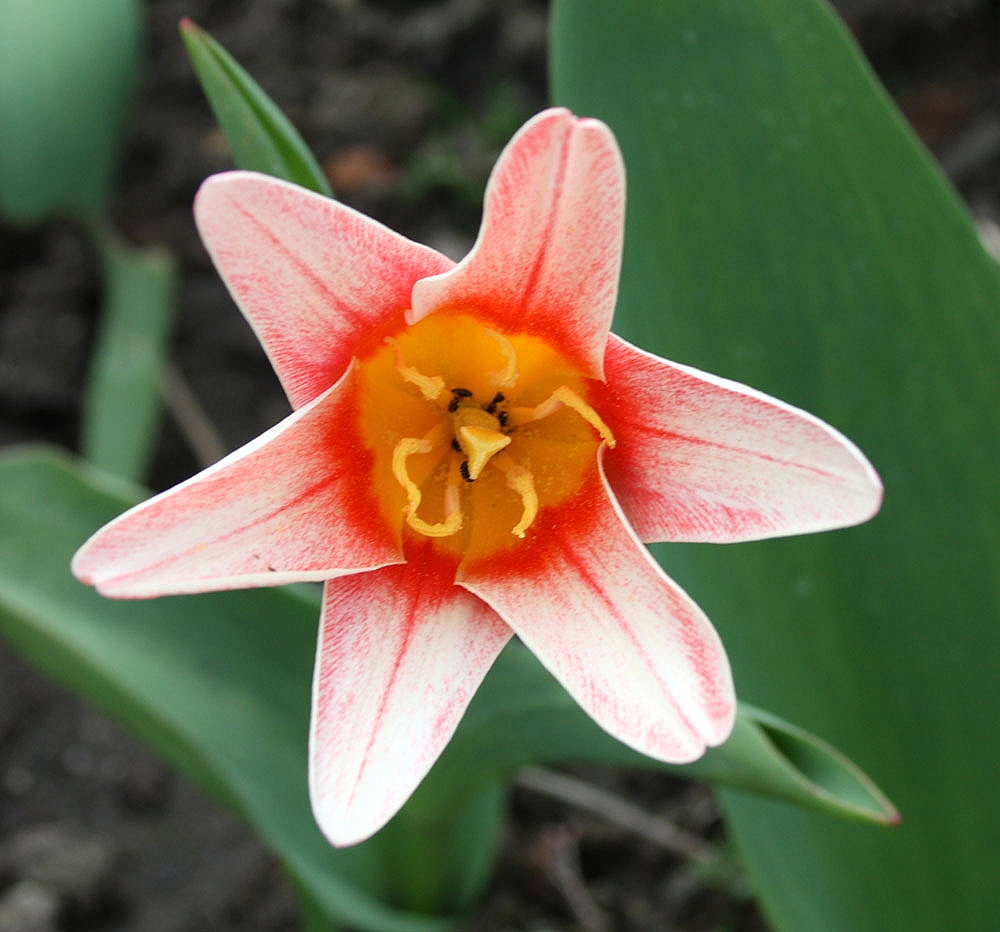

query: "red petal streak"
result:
(309, 555), (511, 846)
(72, 367), (401, 597)
(459, 464), (735, 763)
(601, 336), (883, 543)
(195, 172), (454, 409)
(410, 109), (625, 378)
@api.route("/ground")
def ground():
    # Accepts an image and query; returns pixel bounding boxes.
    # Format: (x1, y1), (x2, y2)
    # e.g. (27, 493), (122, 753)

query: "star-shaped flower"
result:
(73, 108), (882, 846)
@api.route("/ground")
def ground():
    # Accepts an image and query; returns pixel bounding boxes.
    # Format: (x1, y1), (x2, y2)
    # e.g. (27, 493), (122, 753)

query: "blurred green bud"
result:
(0, 0), (143, 223)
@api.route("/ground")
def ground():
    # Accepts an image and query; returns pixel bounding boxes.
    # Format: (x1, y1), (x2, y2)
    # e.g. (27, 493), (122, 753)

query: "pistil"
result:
(452, 406), (511, 480)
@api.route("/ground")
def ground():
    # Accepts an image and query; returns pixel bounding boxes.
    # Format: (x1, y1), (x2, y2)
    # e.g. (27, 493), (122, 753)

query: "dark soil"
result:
(2, 2), (998, 930)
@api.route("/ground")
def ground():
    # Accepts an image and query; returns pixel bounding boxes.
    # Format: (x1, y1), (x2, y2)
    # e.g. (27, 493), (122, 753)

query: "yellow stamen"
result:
(408, 507), (463, 538)
(505, 466), (539, 538)
(457, 425), (512, 480)
(390, 429), (462, 537)
(386, 337), (446, 402)
(408, 513), (463, 538)
(512, 385), (616, 448)
(485, 327), (519, 388)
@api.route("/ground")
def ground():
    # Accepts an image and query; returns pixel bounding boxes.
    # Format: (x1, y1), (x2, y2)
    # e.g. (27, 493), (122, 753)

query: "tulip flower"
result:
(72, 108), (882, 846)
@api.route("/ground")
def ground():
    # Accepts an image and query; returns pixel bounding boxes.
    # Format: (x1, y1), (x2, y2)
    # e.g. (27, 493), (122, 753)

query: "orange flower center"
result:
(356, 313), (614, 563)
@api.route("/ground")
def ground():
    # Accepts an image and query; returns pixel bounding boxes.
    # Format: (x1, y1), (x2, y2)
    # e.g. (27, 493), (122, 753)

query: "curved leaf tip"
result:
(179, 19), (332, 197)
(747, 706), (901, 826)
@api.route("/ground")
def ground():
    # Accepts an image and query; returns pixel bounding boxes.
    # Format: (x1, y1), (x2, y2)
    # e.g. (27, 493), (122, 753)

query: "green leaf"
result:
(0, 448), (462, 932)
(553, 2), (1000, 930)
(0, 449), (895, 925)
(0, 0), (142, 222)
(81, 230), (177, 482)
(180, 19), (332, 196)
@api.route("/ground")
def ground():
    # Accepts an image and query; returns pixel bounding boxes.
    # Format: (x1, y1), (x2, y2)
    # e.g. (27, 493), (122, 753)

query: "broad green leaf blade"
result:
(81, 232), (177, 482)
(0, 0), (142, 222)
(180, 19), (331, 196)
(553, 2), (1000, 931)
(0, 448), (460, 932)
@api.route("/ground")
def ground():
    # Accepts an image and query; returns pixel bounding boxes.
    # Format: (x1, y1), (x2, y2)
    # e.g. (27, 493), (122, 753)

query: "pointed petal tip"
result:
(308, 795), (390, 848)
(517, 107), (616, 146)
(601, 682), (735, 767)
(71, 552), (130, 599)
(521, 105), (574, 128)
(815, 429), (885, 532)
(71, 535), (120, 594)
(705, 701), (738, 750)
(648, 675), (737, 764)
(193, 169), (263, 220)
(69, 548), (93, 588)
(862, 458), (885, 518)
(193, 170), (307, 228)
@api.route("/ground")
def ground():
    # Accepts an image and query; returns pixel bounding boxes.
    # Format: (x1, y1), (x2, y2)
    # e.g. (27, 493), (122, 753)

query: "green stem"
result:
(373, 781), (508, 915)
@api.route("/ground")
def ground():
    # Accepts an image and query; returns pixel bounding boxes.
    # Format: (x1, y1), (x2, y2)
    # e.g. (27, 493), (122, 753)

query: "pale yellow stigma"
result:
(511, 385), (616, 448)
(387, 337), (445, 402)
(457, 425), (512, 480)
(391, 431), (462, 538)
(452, 405), (512, 480)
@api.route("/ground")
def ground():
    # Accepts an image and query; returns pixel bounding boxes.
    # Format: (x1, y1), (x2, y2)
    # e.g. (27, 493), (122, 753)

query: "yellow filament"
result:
(390, 432), (462, 538)
(505, 466), (539, 538)
(390, 437), (430, 507)
(408, 506), (463, 538)
(386, 338), (446, 402)
(515, 385), (616, 448)
(484, 328), (519, 388)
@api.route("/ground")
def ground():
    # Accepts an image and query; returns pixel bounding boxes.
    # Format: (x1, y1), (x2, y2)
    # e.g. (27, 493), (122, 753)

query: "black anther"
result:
(459, 460), (473, 483)
(486, 392), (505, 414)
(449, 387), (473, 413)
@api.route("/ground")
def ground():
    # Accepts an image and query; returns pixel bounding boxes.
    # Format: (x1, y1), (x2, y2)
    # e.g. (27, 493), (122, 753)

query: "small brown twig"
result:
(159, 361), (228, 468)
(516, 766), (713, 863)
